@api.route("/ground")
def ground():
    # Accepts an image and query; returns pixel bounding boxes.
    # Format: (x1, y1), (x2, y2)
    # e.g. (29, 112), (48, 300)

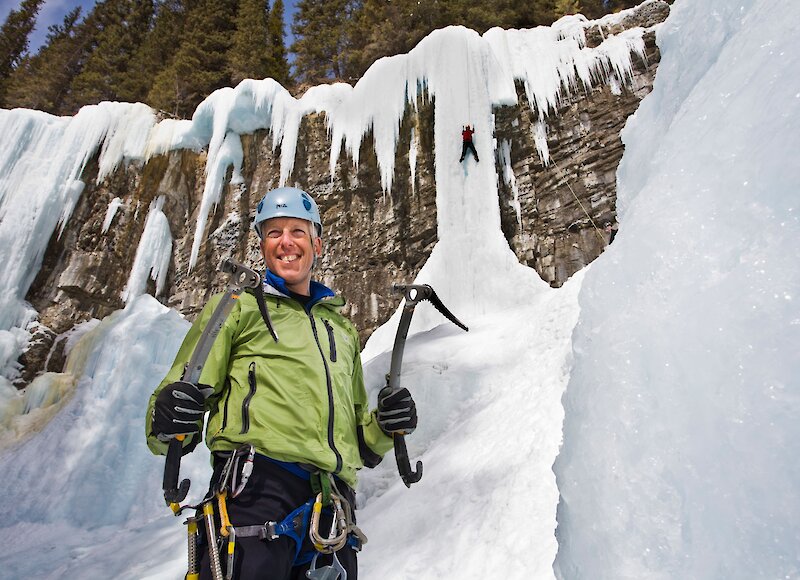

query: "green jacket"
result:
(146, 282), (393, 488)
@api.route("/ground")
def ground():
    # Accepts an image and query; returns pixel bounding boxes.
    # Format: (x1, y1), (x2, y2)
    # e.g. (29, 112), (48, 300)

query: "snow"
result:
(0, 1), (797, 579)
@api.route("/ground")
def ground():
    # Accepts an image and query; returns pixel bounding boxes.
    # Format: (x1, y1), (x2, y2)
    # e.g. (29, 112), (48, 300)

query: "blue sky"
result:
(1, 0), (299, 54)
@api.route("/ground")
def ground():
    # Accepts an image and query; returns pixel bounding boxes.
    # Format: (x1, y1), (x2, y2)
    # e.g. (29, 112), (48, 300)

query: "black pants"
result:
(460, 141), (478, 161)
(197, 454), (358, 580)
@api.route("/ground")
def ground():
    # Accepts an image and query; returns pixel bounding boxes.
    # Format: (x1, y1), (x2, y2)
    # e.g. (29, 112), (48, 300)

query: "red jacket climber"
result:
(460, 125), (479, 162)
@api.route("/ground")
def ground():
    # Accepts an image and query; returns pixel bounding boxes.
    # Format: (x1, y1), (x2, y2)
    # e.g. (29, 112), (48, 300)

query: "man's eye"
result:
(292, 229), (307, 237)
(266, 230), (281, 238)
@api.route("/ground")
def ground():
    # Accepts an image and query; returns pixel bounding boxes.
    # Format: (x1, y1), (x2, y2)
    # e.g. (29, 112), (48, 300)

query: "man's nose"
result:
(276, 230), (295, 245)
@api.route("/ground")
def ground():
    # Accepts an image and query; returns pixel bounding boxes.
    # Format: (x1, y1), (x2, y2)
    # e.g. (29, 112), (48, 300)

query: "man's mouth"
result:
(279, 255), (299, 263)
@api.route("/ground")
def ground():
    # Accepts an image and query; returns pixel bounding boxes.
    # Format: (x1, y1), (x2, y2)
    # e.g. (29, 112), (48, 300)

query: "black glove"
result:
(152, 381), (212, 442)
(377, 386), (417, 435)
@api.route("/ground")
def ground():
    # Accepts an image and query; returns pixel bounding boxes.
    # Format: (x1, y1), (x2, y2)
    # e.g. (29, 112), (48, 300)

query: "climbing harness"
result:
(179, 452), (365, 580)
(162, 259), (262, 513)
(385, 284), (468, 487)
(551, 157), (607, 244)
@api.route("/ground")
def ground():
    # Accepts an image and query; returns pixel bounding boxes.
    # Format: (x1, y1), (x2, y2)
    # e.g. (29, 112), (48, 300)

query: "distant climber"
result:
(604, 221), (617, 245)
(460, 125), (479, 162)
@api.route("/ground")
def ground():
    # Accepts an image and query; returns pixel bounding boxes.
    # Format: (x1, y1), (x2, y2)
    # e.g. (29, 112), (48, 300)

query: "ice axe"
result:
(383, 284), (468, 487)
(162, 259), (261, 513)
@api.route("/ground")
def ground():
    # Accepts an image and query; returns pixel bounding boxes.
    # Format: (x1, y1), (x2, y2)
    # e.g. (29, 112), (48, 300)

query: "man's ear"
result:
(314, 236), (323, 257)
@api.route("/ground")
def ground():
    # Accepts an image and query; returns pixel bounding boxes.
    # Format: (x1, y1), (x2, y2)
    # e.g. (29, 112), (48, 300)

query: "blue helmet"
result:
(252, 187), (322, 239)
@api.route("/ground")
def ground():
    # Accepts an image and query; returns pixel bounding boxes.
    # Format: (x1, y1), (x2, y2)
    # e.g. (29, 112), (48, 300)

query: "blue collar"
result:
(263, 269), (335, 310)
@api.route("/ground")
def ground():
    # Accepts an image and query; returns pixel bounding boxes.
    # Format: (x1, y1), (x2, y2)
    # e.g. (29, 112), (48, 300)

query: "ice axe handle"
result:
(393, 433), (422, 488)
(163, 436), (190, 507)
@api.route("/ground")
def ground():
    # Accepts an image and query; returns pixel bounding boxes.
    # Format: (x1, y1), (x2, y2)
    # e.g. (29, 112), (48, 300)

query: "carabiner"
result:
(309, 493), (348, 553)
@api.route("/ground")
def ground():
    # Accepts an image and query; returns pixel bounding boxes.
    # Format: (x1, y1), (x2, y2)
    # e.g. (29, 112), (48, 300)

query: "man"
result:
(604, 220), (617, 245)
(146, 187), (418, 579)
(459, 125), (479, 162)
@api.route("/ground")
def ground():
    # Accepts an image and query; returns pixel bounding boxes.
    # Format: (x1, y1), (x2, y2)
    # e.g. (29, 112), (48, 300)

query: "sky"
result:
(0, 0), (299, 55)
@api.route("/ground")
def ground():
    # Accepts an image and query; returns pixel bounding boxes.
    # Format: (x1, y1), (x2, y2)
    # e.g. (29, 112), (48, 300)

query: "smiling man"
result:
(146, 187), (418, 579)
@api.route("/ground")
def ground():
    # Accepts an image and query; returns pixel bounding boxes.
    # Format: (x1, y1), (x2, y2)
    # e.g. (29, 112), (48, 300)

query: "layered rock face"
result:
(20, 2), (669, 384)
(496, 1), (667, 284)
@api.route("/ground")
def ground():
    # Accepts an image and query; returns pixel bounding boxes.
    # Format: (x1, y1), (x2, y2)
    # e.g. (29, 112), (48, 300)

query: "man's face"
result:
(259, 217), (322, 295)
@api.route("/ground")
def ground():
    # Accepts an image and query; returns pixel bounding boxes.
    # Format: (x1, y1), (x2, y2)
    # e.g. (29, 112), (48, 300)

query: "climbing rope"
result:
(551, 156), (606, 244)
(465, 35), (472, 122)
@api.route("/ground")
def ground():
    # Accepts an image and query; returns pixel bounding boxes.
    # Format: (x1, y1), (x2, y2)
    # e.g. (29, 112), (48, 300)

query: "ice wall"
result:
(0, 103), (155, 394)
(0, 295), (211, 578)
(554, 1), (800, 578)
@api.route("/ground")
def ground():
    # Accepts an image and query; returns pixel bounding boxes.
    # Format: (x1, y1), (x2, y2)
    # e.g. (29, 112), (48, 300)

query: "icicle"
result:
(102, 197), (123, 234)
(121, 196), (173, 303)
(533, 120), (550, 166)
(409, 127), (418, 194)
(498, 139), (522, 229)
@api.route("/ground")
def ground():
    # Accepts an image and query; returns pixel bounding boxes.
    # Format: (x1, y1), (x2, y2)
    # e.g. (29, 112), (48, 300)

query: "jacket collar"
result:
(262, 269), (337, 310)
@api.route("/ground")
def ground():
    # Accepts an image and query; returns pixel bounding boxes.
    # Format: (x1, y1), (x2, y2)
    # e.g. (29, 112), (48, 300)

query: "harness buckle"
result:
(261, 521), (279, 541)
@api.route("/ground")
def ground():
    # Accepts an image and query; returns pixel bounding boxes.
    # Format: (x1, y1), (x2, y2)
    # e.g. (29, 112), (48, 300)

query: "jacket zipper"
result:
(322, 319), (337, 362)
(309, 311), (343, 473)
(208, 378), (232, 447)
(241, 361), (257, 434)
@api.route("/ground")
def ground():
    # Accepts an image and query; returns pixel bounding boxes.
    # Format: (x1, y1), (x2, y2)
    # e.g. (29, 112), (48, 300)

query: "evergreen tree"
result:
(69, 0), (155, 107)
(0, 0), (44, 106)
(4, 7), (91, 114)
(229, 0), (273, 85)
(123, 0), (188, 105)
(148, 0), (239, 117)
(267, 0), (290, 86)
(554, 0), (582, 17)
(507, 0), (557, 29)
(291, 0), (355, 83)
